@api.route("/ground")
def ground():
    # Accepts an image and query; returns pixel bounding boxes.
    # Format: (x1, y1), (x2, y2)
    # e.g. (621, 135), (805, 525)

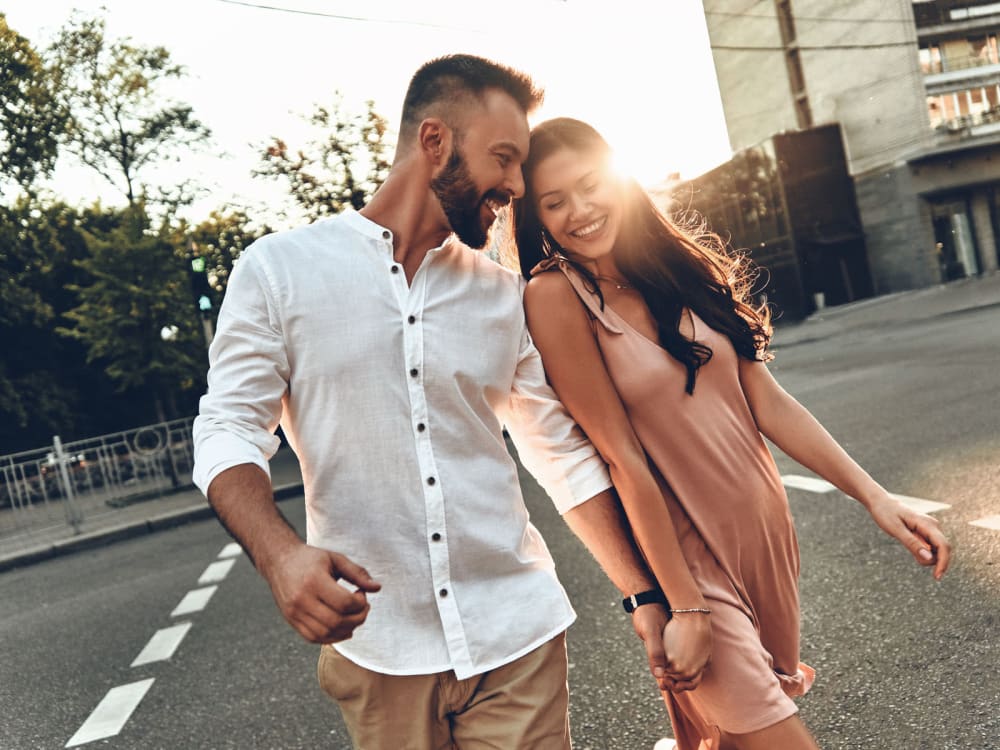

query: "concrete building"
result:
(702, 0), (1000, 296)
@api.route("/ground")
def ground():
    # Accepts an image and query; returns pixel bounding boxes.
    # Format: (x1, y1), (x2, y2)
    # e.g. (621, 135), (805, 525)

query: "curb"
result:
(0, 483), (304, 573)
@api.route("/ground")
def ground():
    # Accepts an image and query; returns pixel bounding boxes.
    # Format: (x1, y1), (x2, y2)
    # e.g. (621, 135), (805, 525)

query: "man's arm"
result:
(194, 245), (379, 644)
(502, 286), (676, 690)
(207, 463), (380, 643)
(562, 489), (674, 692)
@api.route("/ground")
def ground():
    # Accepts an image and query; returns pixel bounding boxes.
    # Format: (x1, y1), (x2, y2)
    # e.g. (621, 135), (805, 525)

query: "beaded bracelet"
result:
(670, 607), (712, 615)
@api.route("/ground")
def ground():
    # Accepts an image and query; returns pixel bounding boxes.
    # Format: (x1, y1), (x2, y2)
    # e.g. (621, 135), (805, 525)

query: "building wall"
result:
(703, 0), (933, 173)
(853, 164), (940, 293)
(702, 0), (798, 152)
(795, 0), (933, 173)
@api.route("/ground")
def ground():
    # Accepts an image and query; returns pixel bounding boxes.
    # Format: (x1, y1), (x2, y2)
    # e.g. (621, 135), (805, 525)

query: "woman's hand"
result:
(866, 493), (951, 580)
(661, 612), (713, 692)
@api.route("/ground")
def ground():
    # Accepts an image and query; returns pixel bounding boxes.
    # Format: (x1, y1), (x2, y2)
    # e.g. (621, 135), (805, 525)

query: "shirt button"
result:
(382, 230), (391, 240)
(431, 532), (441, 541)
(391, 265), (400, 274)
(427, 476), (436, 486)
(407, 315), (416, 324)
(439, 588), (448, 598)
(409, 368), (418, 378)
(417, 423), (426, 432)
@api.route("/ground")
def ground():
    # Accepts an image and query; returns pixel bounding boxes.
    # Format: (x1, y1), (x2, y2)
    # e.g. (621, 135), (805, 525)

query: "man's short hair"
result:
(400, 54), (544, 136)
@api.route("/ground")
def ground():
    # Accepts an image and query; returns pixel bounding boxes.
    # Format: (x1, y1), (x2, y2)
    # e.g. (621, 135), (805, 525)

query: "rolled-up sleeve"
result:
(503, 321), (612, 515)
(192, 243), (289, 495)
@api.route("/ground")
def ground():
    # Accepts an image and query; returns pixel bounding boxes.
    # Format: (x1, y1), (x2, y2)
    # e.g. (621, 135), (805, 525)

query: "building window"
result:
(786, 48), (806, 94)
(795, 96), (813, 129)
(927, 84), (1000, 131)
(920, 44), (943, 74)
(776, 0), (796, 45)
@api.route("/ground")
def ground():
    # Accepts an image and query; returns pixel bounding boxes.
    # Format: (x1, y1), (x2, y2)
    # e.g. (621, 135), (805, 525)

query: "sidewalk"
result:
(0, 448), (303, 572)
(772, 270), (1000, 348)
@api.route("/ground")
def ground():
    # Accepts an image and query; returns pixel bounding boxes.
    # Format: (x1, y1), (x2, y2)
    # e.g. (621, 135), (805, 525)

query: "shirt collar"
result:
(340, 209), (394, 242)
(341, 209), (456, 256)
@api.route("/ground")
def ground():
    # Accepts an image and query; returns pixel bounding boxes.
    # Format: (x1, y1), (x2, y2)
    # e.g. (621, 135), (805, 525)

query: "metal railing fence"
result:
(0, 418), (196, 552)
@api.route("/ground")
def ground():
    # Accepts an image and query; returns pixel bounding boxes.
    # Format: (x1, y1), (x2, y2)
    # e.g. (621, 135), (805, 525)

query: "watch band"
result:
(622, 589), (669, 614)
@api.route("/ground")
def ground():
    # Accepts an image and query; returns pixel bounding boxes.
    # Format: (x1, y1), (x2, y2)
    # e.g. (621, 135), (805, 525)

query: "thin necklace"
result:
(594, 274), (633, 290)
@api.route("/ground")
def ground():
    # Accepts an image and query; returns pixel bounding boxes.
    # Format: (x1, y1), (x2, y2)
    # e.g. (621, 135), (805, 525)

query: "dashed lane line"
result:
(781, 476), (1000, 532)
(218, 542), (243, 558)
(130, 622), (193, 668)
(65, 678), (155, 747)
(970, 514), (1000, 531)
(890, 494), (952, 515)
(171, 585), (218, 617)
(781, 475), (837, 493)
(198, 558), (237, 585)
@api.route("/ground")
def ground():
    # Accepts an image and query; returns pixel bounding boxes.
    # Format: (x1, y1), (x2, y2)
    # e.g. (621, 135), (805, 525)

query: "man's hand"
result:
(630, 605), (671, 692)
(262, 543), (382, 643)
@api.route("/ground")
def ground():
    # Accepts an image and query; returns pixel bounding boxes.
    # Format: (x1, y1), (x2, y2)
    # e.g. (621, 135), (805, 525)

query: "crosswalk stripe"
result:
(65, 678), (155, 747)
(198, 558), (236, 585)
(781, 475), (837, 493)
(218, 542), (243, 559)
(970, 514), (1000, 531)
(130, 622), (193, 667)
(652, 739), (677, 750)
(890, 494), (951, 514)
(171, 586), (218, 617)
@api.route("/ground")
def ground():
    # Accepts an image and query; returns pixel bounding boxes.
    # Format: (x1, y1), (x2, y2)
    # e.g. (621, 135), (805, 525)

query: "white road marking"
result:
(171, 585), (218, 617)
(890, 494), (951, 514)
(198, 558), (236, 585)
(130, 622), (193, 667)
(65, 678), (155, 747)
(970, 514), (1000, 531)
(781, 475), (837, 493)
(218, 542), (243, 558)
(652, 739), (677, 750)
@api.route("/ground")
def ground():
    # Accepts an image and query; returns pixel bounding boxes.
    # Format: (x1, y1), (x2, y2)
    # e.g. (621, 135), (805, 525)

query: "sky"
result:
(4, 0), (733, 226)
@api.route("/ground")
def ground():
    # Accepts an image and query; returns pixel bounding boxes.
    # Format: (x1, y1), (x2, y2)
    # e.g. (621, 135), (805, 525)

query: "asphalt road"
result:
(1, 299), (998, 750)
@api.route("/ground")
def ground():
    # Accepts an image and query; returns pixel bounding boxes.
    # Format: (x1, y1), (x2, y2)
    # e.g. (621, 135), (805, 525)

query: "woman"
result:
(511, 118), (951, 750)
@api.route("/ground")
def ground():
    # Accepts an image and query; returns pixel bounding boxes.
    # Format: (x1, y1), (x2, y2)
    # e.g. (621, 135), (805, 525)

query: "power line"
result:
(704, 9), (914, 24)
(212, 0), (472, 31)
(712, 41), (918, 51)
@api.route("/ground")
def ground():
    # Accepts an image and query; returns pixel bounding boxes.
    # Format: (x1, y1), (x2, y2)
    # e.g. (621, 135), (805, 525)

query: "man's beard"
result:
(430, 147), (508, 249)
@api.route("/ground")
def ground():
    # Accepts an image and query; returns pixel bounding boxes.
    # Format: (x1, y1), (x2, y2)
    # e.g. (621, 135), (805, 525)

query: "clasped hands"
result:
(632, 605), (713, 694)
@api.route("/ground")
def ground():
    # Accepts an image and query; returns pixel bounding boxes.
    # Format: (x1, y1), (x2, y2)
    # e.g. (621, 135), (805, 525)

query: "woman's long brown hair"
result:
(511, 117), (772, 394)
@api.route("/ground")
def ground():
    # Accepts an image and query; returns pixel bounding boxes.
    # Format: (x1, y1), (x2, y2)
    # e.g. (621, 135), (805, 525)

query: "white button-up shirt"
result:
(193, 211), (611, 679)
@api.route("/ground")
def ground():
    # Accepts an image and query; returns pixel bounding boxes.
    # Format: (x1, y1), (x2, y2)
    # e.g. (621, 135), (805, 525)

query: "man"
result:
(193, 55), (686, 749)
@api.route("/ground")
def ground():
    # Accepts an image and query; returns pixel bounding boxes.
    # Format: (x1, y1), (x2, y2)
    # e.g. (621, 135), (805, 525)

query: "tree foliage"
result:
(47, 13), (210, 206)
(57, 206), (206, 421)
(0, 14), (66, 196)
(256, 95), (392, 223)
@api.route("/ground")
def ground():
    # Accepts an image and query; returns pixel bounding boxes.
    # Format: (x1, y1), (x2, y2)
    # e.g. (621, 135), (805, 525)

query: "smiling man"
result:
(193, 54), (669, 749)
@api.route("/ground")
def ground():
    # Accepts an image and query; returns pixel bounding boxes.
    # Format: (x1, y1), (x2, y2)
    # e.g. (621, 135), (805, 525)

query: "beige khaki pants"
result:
(317, 632), (571, 750)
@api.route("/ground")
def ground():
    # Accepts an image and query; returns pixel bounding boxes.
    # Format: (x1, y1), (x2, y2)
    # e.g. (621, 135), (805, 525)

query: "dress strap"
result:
(530, 256), (623, 335)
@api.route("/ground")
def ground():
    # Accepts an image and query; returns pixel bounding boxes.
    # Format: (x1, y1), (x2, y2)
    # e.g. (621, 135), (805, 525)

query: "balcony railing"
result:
(916, 1), (1000, 29)
(933, 103), (1000, 136)
(922, 53), (1000, 73)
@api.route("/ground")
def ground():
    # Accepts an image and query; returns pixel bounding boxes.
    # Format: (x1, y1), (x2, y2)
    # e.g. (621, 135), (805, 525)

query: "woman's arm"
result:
(525, 272), (712, 687)
(738, 357), (951, 579)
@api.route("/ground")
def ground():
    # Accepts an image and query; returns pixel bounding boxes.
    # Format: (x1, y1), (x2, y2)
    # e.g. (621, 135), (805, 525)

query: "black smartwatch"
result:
(622, 589), (669, 614)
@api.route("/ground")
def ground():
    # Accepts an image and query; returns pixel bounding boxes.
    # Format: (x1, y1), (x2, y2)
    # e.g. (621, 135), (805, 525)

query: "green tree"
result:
(47, 13), (210, 207)
(0, 14), (66, 198)
(57, 205), (206, 424)
(255, 95), (392, 223)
